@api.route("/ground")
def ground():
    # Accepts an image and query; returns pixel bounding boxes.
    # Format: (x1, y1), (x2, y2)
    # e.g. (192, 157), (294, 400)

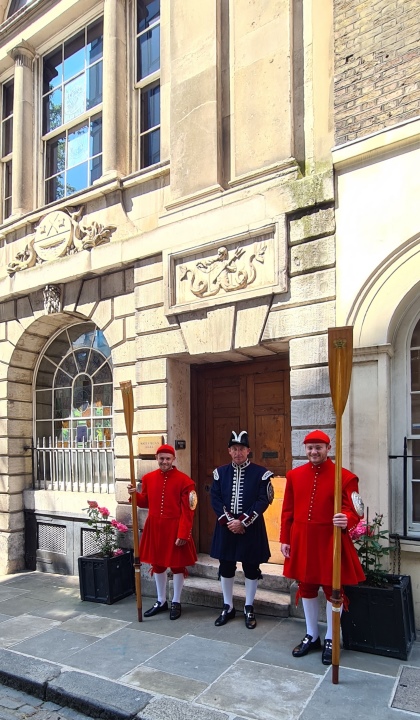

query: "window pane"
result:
(90, 116), (102, 155)
(43, 89), (63, 134)
(3, 161), (12, 219)
(64, 74), (86, 123)
(411, 321), (420, 348)
(43, 48), (63, 93)
(36, 421), (53, 443)
(141, 127), (160, 167)
(68, 123), (89, 168)
(412, 482), (420, 523)
(68, 325), (95, 348)
(141, 84), (160, 130)
(66, 161), (88, 195)
(138, 24), (160, 80)
(411, 393), (420, 434)
(94, 383), (112, 408)
(2, 117), (13, 156)
(137, 0), (160, 33)
(75, 349), (90, 372)
(411, 349), (420, 391)
(46, 175), (65, 203)
(73, 374), (92, 410)
(93, 329), (111, 357)
(36, 390), (52, 420)
(3, 81), (13, 118)
(54, 387), (72, 419)
(87, 20), (103, 64)
(87, 352), (104, 376)
(36, 357), (57, 389)
(87, 62), (102, 108)
(60, 354), (77, 378)
(46, 135), (66, 178)
(64, 31), (85, 81)
(90, 156), (102, 183)
(93, 363), (112, 384)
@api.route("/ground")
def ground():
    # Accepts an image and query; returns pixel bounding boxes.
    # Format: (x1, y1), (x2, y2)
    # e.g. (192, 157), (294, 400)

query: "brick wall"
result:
(334, 0), (420, 145)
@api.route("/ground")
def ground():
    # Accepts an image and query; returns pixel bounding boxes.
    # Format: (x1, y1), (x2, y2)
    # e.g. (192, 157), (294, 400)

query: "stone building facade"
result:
(333, 0), (420, 624)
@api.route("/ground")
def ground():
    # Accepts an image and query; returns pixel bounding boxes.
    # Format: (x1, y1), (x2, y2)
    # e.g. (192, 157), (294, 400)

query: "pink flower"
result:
(88, 500), (98, 508)
(349, 520), (372, 540)
(116, 522), (128, 533)
(111, 519), (118, 528)
(98, 506), (110, 518)
(113, 548), (124, 556)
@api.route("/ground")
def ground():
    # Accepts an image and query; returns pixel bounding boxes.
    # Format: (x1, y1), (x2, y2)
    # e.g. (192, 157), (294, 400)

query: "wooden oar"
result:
(120, 380), (142, 622)
(328, 326), (353, 684)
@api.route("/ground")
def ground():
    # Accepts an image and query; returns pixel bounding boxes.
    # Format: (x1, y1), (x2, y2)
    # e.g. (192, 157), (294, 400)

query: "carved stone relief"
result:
(7, 207), (116, 276)
(171, 229), (276, 311)
(43, 285), (61, 315)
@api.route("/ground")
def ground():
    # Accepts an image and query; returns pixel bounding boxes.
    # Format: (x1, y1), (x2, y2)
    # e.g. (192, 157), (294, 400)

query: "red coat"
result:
(136, 466), (197, 568)
(280, 458), (365, 586)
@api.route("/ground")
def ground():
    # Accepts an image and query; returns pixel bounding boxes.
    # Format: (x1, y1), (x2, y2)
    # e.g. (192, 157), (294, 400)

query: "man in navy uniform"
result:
(210, 430), (274, 629)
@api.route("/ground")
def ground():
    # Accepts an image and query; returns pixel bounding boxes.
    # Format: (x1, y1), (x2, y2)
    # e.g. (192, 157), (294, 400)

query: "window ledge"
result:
(400, 540), (420, 553)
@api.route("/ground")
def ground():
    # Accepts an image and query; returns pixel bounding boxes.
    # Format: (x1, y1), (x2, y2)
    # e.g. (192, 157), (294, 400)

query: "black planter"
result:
(341, 574), (416, 660)
(78, 550), (134, 604)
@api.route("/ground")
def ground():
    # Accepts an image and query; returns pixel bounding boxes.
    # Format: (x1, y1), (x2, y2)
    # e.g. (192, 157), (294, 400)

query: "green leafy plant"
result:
(83, 501), (128, 557)
(349, 511), (391, 587)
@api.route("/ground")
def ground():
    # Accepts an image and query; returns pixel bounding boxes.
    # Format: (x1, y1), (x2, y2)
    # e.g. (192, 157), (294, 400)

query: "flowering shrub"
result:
(83, 501), (128, 557)
(349, 512), (391, 587)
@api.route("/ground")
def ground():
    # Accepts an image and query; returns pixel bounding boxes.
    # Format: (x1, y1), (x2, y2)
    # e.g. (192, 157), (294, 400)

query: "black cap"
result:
(228, 430), (250, 448)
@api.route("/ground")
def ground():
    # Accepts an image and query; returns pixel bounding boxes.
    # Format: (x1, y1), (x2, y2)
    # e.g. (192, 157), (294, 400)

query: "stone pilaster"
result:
(101, 0), (128, 180)
(8, 41), (35, 218)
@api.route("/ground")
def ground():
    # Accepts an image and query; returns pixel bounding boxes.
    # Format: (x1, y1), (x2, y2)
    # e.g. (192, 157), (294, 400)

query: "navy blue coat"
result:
(210, 460), (272, 564)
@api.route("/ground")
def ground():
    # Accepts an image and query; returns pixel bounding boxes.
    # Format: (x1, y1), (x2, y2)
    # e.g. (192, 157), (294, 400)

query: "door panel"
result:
(192, 358), (291, 557)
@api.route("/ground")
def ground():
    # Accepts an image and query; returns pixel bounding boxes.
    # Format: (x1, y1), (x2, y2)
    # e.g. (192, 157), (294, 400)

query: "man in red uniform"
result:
(280, 430), (365, 665)
(128, 444), (197, 620)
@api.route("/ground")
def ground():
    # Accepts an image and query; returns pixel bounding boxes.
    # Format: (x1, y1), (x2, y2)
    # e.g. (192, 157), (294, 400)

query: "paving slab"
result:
(140, 697), (229, 720)
(300, 667), (416, 720)
(0, 616), (61, 649)
(64, 626), (176, 678)
(198, 658), (320, 720)
(245, 617), (327, 675)
(0, 596), (52, 617)
(120, 665), (208, 702)
(46, 670), (152, 720)
(12, 628), (97, 663)
(144, 634), (247, 683)
(391, 666), (420, 714)
(59, 613), (130, 638)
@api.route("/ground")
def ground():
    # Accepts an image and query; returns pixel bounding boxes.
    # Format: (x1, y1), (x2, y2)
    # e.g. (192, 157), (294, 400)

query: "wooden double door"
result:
(191, 358), (291, 556)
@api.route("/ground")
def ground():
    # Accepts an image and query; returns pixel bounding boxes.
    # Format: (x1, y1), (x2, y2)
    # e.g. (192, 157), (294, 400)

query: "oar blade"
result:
(328, 326), (353, 417)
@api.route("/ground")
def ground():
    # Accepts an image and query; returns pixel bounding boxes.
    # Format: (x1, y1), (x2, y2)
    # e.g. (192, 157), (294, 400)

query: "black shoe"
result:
(292, 634), (321, 657)
(215, 603), (236, 626)
(170, 602), (182, 620)
(244, 605), (257, 629)
(144, 600), (168, 617)
(322, 638), (333, 665)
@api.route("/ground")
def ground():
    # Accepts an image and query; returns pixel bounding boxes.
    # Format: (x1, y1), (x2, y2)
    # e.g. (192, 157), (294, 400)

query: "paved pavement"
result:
(0, 570), (419, 720)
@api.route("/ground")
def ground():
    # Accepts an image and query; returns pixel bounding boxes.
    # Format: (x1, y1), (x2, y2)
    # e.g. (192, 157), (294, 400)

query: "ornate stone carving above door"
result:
(164, 223), (287, 316)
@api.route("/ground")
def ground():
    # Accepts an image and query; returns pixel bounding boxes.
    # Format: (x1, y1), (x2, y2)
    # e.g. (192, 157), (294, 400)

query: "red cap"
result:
(303, 430), (331, 445)
(156, 444), (176, 456)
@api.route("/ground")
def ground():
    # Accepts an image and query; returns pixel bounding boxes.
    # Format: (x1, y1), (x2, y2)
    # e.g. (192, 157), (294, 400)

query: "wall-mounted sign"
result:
(138, 435), (164, 457)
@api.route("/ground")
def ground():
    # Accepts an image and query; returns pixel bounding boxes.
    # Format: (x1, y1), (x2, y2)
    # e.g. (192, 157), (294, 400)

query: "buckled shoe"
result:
(170, 602), (182, 620)
(322, 638), (333, 665)
(143, 600), (168, 617)
(214, 603), (236, 626)
(244, 605), (257, 629)
(292, 634), (321, 657)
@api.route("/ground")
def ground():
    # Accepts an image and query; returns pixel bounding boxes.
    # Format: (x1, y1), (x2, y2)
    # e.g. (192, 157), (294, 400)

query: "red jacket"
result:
(280, 458), (365, 586)
(136, 466), (197, 568)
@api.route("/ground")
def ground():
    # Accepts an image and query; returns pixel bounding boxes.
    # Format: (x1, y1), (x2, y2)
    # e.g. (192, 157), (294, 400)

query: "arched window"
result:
(7, 0), (33, 18)
(34, 322), (114, 493)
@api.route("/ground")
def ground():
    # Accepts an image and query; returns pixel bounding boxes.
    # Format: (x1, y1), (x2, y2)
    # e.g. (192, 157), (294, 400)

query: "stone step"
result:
(177, 575), (290, 618)
(187, 553), (292, 593)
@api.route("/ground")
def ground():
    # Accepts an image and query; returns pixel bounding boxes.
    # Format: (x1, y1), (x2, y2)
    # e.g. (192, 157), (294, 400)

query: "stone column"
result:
(101, 0), (128, 180)
(8, 41), (35, 218)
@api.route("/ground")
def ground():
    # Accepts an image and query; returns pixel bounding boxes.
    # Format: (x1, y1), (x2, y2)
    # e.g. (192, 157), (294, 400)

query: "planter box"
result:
(342, 574), (416, 660)
(78, 550), (134, 604)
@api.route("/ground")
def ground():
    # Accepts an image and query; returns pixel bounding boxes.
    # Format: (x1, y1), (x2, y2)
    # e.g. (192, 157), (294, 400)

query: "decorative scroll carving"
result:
(7, 207), (116, 276)
(43, 285), (61, 315)
(179, 241), (267, 299)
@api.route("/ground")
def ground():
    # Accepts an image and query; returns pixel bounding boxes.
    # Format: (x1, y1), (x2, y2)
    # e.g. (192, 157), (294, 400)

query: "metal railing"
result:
(34, 437), (114, 493)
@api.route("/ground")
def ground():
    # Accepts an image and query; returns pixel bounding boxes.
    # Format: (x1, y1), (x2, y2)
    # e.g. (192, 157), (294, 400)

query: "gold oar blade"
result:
(328, 327), (353, 417)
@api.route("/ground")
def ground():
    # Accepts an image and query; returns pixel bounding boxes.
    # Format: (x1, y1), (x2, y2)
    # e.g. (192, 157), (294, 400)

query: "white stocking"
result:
(302, 596), (319, 640)
(172, 573), (184, 603)
(220, 576), (235, 611)
(326, 599), (342, 640)
(154, 570), (167, 604)
(244, 578), (258, 608)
